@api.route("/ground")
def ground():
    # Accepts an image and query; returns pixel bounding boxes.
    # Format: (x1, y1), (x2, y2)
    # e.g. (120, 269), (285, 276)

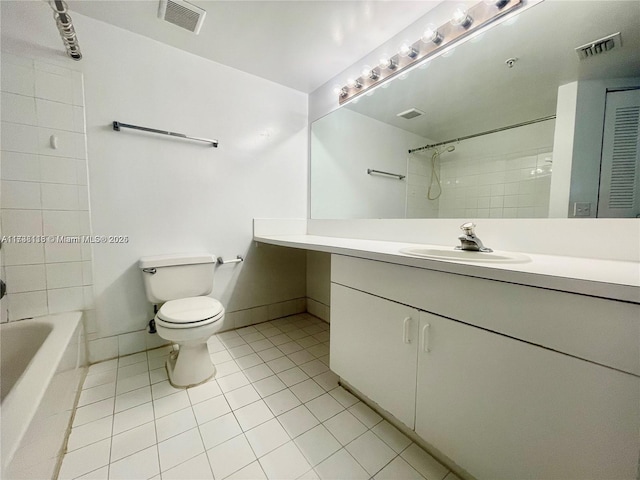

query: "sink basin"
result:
(400, 247), (530, 264)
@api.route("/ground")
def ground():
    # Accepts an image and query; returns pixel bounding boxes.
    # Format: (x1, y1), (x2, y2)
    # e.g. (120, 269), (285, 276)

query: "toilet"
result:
(139, 253), (224, 388)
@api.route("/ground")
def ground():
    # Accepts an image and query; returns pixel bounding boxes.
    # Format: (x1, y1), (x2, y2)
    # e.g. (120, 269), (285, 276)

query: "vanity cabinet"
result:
(330, 283), (419, 428)
(330, 254), (640, 480)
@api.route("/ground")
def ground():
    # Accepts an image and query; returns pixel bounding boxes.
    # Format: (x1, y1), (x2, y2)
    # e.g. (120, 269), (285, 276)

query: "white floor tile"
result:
(155, 406), (197, 442)
(269, 333), (292, 346)
(188, 379), (223, 405)
(249, 339), (274, 352)
(277, 405), (319, 439)
(297, 336), (320, 348)
(75, 465), (109, 479)
(374, 456), (426, 480)
(290, 379), (325, 403)
(115, 386), (152, 414)
(299, 360), (328, 377)
(215, 359), (241, 377)
(192, 394), (231, 424)
(115, 372), (150, 396)
(400, 444), (449, 480)
(72, 398), (114, 427)
(237, 326), (259, 337)
(110, 421), (156, 462)
(83, 370), (117, 390)
(229, 344), (254, 359)
(307, 344), (330, 359)
(294, 424), (341, 466)
(158, 427), (205, 472)
(257, 347), (285, 363)
(217, 371), (250, 393)
(235, 353), (264, 370)
(234, 399), (274, 431)
(87, 359), (117, 375)
(57, 438), (110, 479)
(117, 361), (149, 380)
(244, 363), (274, 382)
(150, 367), (168, 384)
(243, 331), (266, 343)
(118, 352), (147, 368)
(108, 445), (160, 480)
(66, 416), (112, 452)
(277, 340), (304, 355)
(226, 460), (267, 480)
(299, 468), (321, 479)
(306, 393), (344, 422)
(266, 356), (296, 374)
(259, 441), (311, 480)
(277, 366), (309, 387)
(245, 418), (291, 458)
(153, 390), (191, 419)
(225, 384), (261, 410)
(329, 387), (359, 408)
(346, 431), (396, 476)
(112, 402), (154, 435)
(252, 375), (287, 398)
(199, 412), (242, 450)
(151, 380), (182, 400)
(161, 453), (214, 480)
(312, 370), (339, 391)
(264, 388), (301, 416)
(207, 434), (256, 480)
(288, 350), (315, 365)
(315, 448), (369, 480)
(322, 410), (367, 446)
(348, 402), (383, 428)
(77, 382), (115, 407)
(211, 349), (234, 364)
(372, 421), (412, 454)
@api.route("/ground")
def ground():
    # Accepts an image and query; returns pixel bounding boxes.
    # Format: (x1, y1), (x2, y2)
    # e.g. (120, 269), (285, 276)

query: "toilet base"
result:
(165, 343), (216, 388)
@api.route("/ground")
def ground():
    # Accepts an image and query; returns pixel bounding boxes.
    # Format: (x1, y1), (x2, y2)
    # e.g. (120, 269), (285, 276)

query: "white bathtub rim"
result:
(1, 311), (83, 473)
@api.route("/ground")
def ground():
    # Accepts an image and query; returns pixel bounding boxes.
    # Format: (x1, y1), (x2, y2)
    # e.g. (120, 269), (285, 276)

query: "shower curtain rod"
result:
(408, 114), (557, 154)
(49, 0), (82, 61)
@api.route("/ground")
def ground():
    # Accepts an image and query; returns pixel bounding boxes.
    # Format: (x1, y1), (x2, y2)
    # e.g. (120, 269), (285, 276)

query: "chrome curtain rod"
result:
(367, 168), (406, 180)
(408, 115), (557, 154)
(112, 121), (219, 148)
(49, 0), (82, 61)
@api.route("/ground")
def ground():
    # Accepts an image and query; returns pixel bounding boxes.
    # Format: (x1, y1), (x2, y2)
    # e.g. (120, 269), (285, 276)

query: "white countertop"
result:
(254, 233), (640, 303)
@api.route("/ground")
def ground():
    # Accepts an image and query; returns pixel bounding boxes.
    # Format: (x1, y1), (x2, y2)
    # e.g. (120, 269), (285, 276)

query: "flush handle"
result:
(142, 268), (157, 274)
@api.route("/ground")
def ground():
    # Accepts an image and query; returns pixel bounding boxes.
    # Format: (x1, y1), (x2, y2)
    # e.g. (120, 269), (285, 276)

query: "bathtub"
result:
(1, 312), (87, 479)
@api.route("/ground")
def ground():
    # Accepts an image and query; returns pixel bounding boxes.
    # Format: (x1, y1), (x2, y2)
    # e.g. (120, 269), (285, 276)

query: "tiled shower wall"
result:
(0, 52), (95, 330)
(406, 120), (554, 219)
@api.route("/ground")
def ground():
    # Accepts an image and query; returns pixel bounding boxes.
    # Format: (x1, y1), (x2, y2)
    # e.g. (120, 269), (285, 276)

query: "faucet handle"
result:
(460, 222), (476, 235)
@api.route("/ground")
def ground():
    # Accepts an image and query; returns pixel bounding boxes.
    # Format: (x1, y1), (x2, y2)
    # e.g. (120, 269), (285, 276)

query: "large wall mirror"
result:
(311, 0), (640, 219)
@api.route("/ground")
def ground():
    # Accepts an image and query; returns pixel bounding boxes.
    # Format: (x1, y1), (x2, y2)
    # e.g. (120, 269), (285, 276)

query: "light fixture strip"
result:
(338, 0), (522, 105)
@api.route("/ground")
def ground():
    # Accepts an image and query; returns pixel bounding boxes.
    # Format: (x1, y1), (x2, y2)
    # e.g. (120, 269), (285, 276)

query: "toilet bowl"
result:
(139, 254), (225, 388)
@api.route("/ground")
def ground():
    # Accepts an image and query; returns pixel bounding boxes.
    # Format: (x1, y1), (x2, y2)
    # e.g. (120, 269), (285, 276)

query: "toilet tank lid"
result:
(138, 253), (216, 269)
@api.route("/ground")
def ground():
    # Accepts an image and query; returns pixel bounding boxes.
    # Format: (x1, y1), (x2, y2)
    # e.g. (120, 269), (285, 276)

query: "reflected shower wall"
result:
(406, 119), (555, 219)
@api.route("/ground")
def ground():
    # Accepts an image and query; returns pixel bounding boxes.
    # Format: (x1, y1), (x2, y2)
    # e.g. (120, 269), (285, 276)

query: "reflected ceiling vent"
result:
(158, 0), (206, 34)
(397, 108), (425, 120)
(575, 32), (621, 60)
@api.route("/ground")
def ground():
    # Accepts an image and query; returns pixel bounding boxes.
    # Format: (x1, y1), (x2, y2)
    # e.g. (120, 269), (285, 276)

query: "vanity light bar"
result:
(336, 0), (522, 105)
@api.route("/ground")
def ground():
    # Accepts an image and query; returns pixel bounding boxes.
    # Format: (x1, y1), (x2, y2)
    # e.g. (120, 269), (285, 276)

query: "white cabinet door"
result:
(330, 283), (419, 429)
(415, 312), (640, 480)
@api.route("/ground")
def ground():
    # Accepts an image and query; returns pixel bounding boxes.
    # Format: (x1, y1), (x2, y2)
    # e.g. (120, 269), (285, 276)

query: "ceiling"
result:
(68, 0), (441, 93)
(343, 0), (640, 141)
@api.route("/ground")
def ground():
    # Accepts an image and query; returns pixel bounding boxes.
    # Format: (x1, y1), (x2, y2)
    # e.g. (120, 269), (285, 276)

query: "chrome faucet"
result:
(456, 222), (493, 252)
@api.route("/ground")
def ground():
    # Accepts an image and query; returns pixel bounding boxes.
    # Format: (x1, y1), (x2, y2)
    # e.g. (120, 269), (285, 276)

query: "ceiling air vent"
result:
(158, 0), (206, 34)
(575, 32), (621, 60)
(397, 108), (425, 120)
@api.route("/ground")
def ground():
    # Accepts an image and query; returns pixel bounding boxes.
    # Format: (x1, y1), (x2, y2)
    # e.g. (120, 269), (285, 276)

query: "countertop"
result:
(254, 233), (640, 303)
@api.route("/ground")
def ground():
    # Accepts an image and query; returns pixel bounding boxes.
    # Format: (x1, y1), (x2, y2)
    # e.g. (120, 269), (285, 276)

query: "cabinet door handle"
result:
(422, 323), (431, 352)
(403, 317), (411, 344)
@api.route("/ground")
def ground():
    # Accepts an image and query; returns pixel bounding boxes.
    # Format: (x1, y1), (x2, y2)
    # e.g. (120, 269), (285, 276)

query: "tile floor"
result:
(59, 313), (460, 480)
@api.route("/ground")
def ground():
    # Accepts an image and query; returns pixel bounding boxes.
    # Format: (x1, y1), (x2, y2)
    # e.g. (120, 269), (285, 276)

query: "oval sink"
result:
(400, 247), (530, 264)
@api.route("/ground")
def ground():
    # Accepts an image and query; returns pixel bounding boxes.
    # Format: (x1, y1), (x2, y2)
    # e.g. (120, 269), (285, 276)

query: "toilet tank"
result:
(138, 253), (216, 304)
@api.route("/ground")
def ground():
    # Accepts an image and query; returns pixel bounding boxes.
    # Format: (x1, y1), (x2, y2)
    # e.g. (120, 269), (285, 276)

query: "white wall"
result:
(311, 108), (429, 219)
(1, 1), (308, 360)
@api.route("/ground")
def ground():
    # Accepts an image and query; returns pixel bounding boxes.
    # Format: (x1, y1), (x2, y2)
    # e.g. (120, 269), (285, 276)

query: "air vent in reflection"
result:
(158, 0), (206, 34)
(575, 32), (621, 60)
(397, 108), (425, 120)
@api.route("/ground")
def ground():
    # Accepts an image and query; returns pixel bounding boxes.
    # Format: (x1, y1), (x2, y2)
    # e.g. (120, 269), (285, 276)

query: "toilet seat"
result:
(156, 296), (224, 329)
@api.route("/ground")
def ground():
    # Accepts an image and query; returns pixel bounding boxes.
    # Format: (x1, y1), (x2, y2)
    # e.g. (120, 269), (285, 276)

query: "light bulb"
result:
(361, 65), (379, 80)
(378, 56), (397, 70)
(399, 41), (418, 58)
(422, 23), (443, 44)
(346, 78), (361, 89)
(484, 0), (509, 7)
(333, 85), (347, 97)
(451, 5), (472, 27)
